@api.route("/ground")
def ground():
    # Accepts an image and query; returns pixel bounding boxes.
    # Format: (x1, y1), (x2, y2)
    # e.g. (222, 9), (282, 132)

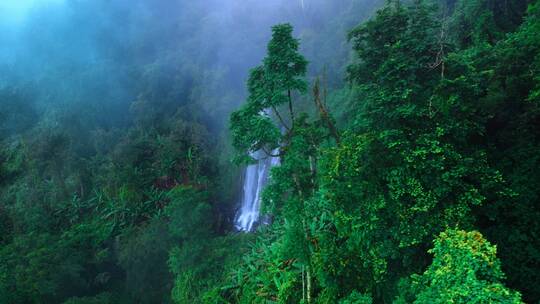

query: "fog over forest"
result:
(0, 0), (379, 134)
(0, 0), (538, 303)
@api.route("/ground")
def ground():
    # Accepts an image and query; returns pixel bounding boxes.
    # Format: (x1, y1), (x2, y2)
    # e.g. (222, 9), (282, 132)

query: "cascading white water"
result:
(234, 151), (280, 232)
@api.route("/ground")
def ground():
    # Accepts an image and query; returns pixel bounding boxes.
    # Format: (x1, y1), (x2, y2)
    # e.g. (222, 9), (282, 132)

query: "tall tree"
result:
(230, 23), (308, 162)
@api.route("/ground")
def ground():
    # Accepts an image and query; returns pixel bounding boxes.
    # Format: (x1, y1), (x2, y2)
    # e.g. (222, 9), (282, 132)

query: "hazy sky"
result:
(0, 0), (65, 25)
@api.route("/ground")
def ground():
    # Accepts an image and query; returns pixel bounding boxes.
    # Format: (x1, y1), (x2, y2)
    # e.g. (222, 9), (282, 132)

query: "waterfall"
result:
(234, 150), (280, 232)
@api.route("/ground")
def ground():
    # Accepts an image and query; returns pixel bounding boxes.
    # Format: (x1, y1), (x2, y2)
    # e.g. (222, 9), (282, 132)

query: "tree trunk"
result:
(307, 267), (312, 304)
(288, 89), (295, 123)
(313, 79), (340, 144)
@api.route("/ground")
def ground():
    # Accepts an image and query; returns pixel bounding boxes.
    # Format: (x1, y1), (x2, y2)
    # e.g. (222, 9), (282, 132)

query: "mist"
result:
(0, 0), (381, 137)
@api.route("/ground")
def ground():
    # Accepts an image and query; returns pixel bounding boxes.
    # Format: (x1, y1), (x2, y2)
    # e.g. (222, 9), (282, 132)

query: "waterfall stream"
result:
(234, 151), (280, 232)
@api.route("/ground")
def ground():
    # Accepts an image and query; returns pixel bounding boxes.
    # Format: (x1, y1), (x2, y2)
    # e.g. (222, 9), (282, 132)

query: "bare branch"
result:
(428, 6), (449, 79)
(272, 105), (291, 131)
(313, 78), (340, 144)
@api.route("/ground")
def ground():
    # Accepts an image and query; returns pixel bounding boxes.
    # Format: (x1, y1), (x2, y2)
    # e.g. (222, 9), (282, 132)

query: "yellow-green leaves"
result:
(397, 229), (524, 304)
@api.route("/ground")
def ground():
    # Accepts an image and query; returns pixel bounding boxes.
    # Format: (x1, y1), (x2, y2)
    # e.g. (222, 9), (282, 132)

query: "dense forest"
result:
(0, 0), (539, 303)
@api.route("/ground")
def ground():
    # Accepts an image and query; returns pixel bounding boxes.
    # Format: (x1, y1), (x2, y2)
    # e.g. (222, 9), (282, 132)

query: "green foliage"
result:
(62, 293), (113, 304)
(1, 0), (539, 303)
(0, 220), (111, 303)
(340, 291), (373, 304)
(449, 0), (530, 47)
(165, 186), (212, 240)
(470, 3), (540, 301)
(0, 81), (225, 304)
(117, 219), (173, 303)
(225, 0), (540, 303)
(169, 235), (247, 304)
(396, 230), (523, 304)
